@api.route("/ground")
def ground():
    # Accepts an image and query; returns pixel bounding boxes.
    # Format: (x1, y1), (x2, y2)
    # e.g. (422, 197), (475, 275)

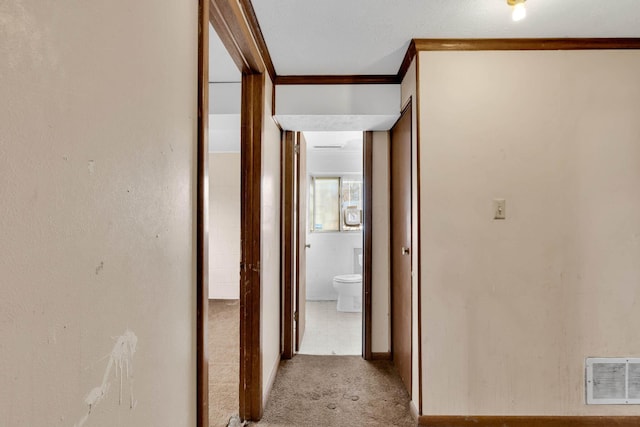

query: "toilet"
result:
(332, 274), (362, 312)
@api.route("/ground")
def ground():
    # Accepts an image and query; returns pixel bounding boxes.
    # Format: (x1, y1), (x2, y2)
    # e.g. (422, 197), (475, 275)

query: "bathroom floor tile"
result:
(298, 301), (362, 356)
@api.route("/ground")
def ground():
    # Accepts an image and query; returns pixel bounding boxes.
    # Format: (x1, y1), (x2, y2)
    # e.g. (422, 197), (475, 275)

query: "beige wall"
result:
(0, 1), (197, 426)
(261, 75), (282, 404)
(418, 50), (640, 415)
(371, 131), (390, 353)
(209, 154), (241, 299)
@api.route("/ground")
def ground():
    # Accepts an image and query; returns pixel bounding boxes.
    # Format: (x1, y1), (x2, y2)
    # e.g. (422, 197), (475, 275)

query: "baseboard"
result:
(417, 416), (640, 427)
(262, 354), (281, 409)
(371, 352), (391, 360)
(409, 399), (420, 422)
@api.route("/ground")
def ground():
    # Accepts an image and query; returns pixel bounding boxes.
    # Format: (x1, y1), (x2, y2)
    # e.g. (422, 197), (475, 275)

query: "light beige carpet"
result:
(251, 355), (415, 427)
(208, 300), (415, 427)
(209, 299), (240, 427)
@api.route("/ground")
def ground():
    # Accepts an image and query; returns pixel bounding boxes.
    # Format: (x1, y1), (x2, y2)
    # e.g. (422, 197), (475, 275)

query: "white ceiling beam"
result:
(274, 84), (400, 131)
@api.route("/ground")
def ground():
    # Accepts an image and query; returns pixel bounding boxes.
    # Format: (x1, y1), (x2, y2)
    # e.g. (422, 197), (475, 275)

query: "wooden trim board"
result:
(239, 72), (265, 421)
(281, 131), (296, 360)
(196, 0), (209, 425)
(209, 0), (265, 75)
(396, 40), (417, 85)
(275, 75), (399, 85)
(415, 54), (423, 415)
(371, 352), (391, 360)
(397, 38), (640, 83)
(363, 132), (373, 360)
(418, 416), (640, 427)
(413, 38), (640, 52)
(238, 0), (277, 82)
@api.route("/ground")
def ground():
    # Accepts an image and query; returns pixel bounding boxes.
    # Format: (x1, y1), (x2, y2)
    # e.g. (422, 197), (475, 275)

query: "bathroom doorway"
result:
(297, 131), (365, 356)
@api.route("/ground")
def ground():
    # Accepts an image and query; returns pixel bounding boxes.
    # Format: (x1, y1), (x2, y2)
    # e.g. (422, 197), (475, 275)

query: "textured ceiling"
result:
(304, 131), (363, 151)
(209, 26), (241, 151)
(251, 0), (640, 75)
(209, 24), (241, 83)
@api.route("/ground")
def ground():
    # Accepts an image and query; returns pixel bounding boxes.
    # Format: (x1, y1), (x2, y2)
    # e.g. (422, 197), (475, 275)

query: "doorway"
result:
(202, 0), (293, 423)
(283, 131), (373, 359)
(207, 23), (242, 427)
(299, 131), (364, 355)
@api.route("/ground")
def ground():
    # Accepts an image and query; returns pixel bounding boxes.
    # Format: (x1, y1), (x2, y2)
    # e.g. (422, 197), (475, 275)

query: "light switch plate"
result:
(494, 199), (506, 220)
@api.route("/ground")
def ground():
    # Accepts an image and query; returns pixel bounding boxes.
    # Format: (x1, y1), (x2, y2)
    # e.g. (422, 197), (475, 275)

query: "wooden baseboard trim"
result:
(371, 352), (391, 360)
(418, 416), (640, 427)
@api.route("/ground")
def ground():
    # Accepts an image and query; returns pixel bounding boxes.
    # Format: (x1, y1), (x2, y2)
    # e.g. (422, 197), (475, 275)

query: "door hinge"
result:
(294, 311), (299, 322)
(294, 145), (300, 155)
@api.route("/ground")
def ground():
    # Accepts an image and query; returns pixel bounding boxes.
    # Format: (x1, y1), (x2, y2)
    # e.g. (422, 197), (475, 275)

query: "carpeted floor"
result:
(209, 299), (240, 427)
(251, 355), (415, 427)
(209, 299), (415, 427)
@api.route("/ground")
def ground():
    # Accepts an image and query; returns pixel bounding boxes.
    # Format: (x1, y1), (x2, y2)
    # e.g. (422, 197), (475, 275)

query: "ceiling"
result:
(304, 131), (363, 151)
(209, 1), (640, 138)
(250, 0), (640, 75)
(209, 23), (240, 83)
(209, 25), (241, 153)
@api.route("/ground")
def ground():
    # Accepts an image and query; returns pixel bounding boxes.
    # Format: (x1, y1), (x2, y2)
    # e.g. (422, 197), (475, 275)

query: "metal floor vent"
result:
(586, 358), (640, 404)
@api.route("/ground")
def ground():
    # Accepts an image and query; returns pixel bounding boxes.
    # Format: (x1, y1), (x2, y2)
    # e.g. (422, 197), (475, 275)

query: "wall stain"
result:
(73, 330), (138, 427)
(95, 261), (104, 275)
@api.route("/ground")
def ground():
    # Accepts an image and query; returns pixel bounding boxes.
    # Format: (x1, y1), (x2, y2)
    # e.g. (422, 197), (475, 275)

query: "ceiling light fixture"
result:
(507, 0), (527, 22)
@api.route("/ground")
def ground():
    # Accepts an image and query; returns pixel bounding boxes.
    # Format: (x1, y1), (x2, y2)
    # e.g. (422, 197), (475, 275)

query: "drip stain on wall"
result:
(74, 330), (138, 427)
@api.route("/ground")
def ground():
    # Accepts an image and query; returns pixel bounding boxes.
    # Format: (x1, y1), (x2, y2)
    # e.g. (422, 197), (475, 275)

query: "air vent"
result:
(586, 358), (640, 404)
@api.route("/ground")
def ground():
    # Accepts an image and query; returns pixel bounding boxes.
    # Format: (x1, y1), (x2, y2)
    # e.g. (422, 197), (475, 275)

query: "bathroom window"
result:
(310, 176), (362, 232)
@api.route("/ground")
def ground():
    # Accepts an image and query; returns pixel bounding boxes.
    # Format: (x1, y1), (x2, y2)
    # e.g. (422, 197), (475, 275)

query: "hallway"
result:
(253, 355), (415, 427)
(208, 300), (414, 426)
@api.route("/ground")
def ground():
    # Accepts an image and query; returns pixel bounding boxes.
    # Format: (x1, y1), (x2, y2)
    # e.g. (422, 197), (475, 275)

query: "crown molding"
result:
(275, 75), (399, 85)
(413, 38), (640, 52)
(397, 38), (640, 82)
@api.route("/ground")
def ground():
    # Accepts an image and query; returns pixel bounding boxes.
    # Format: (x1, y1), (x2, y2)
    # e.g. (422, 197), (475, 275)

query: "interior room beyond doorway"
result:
(298, 131), (364, 356)
(207, 22), (242, 427)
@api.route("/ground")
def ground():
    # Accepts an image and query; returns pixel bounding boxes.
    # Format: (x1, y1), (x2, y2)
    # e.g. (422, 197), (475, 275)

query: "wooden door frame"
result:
(239, 72), (265, 420)
(196, 1), (209, 427)
(281, 131), (374, 359)
(362, 132), (373, 360)
(281, 131), (296, 359)
(202, 0), (275, 423)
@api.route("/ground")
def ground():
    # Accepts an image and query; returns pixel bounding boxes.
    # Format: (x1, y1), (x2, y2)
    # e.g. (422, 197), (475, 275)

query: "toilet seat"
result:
(333, 274), (361, 283)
